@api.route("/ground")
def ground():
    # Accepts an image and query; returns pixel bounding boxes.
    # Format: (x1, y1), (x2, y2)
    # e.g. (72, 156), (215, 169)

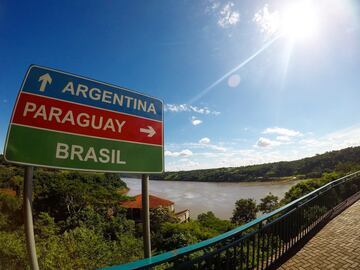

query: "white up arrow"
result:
(38, 73), (52, 92)
(140, 126), (156, 137)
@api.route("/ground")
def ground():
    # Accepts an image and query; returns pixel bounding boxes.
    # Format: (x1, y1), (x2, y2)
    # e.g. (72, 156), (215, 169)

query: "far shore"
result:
(149, 176), (302, 183)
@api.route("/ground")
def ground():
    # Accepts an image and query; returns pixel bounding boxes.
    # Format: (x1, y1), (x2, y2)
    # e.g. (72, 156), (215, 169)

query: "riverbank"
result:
(150, 176), (300, 183)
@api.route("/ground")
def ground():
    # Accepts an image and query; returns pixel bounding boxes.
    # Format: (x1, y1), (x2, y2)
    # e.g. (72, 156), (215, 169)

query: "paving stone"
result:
(279, 199), (360, 269)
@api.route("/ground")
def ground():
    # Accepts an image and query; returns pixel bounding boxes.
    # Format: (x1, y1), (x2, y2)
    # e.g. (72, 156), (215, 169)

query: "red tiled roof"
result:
(0, 188), (16, 197)
(121, 194), (174, 209)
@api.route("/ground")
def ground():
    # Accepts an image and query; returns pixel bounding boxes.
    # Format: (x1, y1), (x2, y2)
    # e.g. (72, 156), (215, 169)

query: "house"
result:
(175, 209), (190, 223)
(121, 194), (189, 223)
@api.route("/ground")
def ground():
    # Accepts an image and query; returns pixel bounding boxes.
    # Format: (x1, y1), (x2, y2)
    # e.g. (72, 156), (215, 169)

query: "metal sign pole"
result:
(141, 174), (151, 258)
(24, 166), (39, 270)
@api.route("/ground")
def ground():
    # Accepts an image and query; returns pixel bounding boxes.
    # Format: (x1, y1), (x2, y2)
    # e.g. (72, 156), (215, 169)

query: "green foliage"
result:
(153, 221), (214, 252)
(197, 211), (234, 233)
(282, 178), (323, 204)
(150, 207), (178, 233)
(0, 192), (23, 230)
(281, 171), (344, 204)
(231, 199), (257, 225)
(33, 170), (127, 221)
(0, 165), (142, 269)
(152, 212), (234, 252)
(0, 230), (28, 269)
(258, 193), (279, 214)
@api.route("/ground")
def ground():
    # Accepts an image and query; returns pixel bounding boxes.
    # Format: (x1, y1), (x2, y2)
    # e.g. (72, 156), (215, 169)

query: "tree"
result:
(231, 199), (257, 225)
(153, 221), (212, 252)
(197, 211), (234, 233)
(150, 207), (178, 233)
(8, 175), (23, 196)
(258, 193), (279, 214)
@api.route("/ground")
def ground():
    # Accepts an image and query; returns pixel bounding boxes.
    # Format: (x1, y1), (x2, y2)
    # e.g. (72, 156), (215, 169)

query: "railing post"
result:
(257, 222), (262, 270)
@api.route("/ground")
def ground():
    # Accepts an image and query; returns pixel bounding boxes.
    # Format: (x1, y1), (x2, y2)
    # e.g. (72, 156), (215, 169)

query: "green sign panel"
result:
(4, 65), (164, 173)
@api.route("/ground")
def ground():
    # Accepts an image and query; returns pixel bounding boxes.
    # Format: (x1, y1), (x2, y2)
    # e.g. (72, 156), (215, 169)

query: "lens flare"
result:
(281, 1), (319, 40)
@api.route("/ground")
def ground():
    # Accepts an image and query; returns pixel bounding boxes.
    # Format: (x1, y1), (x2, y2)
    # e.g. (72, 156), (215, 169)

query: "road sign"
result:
(4, 65), (164, 173)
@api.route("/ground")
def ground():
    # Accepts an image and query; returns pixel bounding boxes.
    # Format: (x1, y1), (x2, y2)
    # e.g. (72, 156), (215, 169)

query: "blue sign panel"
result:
(22, 66), (163, 121)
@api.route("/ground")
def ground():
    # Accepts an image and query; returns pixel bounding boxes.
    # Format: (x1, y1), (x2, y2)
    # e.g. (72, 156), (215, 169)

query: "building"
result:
(175, 209), (190, 223)
(121, 194), (189, 223)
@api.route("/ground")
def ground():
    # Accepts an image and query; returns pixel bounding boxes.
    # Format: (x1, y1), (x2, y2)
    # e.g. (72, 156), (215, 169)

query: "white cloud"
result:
(256, 137), (272, 148)
(164, 104), (220, 116)
(165, 149), (193, 158)
(205, 0), (220, 14)
(253, 4), (280, 37)
(299, 125), (360, 152)
(276, 135), (291, 141)
(166, 159), (200, 171)
(184, 141), (227, 152)
(263, 127), (301, 137)
(191, 116), (203, 126)
(218, 2), (240, 28)
(199, 137), (211, 144)
(209, 144), (226, 152)
(164, 124), (360, 171)
(164, 104), (189, 113)
(255, 137), (283, 148)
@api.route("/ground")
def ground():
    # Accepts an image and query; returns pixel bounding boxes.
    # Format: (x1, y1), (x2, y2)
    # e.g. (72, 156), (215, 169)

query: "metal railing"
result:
(101, 171), (360, 270)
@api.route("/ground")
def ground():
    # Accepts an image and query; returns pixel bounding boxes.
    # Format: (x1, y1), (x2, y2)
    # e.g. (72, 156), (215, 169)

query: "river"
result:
(122, 178), (301, 220)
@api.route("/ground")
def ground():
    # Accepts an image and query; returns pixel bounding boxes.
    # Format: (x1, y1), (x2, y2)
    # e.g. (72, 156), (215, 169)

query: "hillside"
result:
(154, 146), (360, 182)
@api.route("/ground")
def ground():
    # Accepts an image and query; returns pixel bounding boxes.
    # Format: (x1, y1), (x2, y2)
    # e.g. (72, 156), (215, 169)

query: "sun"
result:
(281, 1), (319, 41)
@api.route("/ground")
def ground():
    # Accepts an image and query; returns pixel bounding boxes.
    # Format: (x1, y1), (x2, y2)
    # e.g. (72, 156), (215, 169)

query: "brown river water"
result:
(122, 178), (301, 220)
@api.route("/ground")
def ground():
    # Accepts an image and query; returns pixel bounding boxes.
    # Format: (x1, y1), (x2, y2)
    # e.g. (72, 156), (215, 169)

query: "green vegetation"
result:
(0, 155), (235, 269)
(1, 147), (359, 269)
(0, 155), (145, 269)
(231, 199), (257, 225)
(258, 193), (279, 214)
(154, 146), (360, 182)
(152, 211), (234, 253)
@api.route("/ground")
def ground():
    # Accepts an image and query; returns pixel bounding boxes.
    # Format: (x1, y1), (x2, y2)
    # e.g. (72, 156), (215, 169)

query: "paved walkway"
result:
(279, 200), (360, 270)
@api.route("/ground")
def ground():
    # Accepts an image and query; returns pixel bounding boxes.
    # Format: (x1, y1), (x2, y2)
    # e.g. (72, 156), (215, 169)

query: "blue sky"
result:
(1, 0), (360, 171)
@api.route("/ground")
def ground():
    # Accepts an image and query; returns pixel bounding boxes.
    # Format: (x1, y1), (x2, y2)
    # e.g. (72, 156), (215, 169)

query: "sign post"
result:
(24, 166), (39, 270)
(141, 174), (151, 258)
(4, 65), (164, 264)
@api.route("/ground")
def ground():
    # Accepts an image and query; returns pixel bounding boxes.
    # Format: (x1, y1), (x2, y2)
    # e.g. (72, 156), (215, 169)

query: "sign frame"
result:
(3, 65), (164, 174)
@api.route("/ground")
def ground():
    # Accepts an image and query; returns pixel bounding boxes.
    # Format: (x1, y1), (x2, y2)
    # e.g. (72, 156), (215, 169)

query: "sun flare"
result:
(281, 1), (319, 41)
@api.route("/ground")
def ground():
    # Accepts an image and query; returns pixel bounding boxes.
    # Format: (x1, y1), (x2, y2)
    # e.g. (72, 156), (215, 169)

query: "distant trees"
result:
(155, 146), (360, 182)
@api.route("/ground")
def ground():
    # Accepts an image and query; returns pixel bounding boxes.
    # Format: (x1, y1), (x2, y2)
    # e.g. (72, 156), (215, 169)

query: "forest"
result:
(0, 146), (359, 269)
(154, 146), (360, 182)
(0, 156), (234, 269)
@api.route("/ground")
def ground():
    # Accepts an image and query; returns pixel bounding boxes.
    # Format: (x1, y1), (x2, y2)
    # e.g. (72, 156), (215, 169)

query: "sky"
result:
(1, 0), (360, 171)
